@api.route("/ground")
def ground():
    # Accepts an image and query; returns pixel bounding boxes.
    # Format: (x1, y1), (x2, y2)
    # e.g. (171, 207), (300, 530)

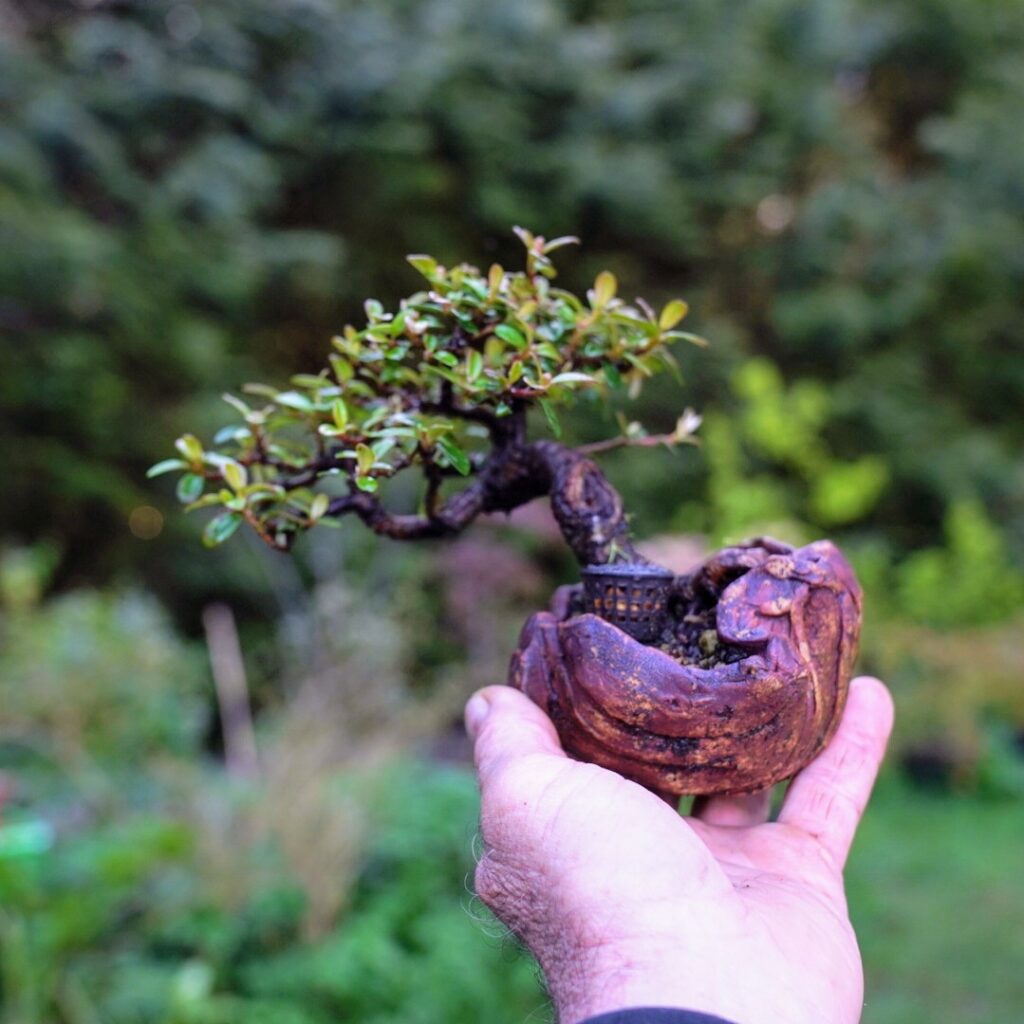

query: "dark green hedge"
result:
(3, 0), (1022, 602)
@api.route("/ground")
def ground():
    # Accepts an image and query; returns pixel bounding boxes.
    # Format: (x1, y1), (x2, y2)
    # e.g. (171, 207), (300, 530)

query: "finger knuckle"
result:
(833, 732), (880, 777)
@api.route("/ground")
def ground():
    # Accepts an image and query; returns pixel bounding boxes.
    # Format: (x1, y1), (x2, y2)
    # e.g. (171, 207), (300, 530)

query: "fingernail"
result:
(464, 693), (491, 739)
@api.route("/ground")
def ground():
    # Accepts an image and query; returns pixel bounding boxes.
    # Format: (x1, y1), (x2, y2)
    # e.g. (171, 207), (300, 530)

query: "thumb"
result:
(465, 685), (567, 784)
(778, 675), (895, 868)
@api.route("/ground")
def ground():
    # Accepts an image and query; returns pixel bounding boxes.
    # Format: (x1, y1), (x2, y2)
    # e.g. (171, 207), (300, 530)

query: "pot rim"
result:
(581, 562), (675, 580)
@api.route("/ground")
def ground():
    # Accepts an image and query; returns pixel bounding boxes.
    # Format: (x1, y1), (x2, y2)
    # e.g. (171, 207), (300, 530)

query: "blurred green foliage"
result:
(2, 0), (1023, 608)
(0, 561), (542, 1022)
(0, 763), (542, 1024)
(0, 549), (206, 798)
(3, 0), (1024, 1021)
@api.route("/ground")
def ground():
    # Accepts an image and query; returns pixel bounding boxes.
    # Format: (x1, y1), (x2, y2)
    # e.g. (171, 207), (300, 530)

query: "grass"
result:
(1, 757), (1018, 1023)
(848, 777), (1024, 1024)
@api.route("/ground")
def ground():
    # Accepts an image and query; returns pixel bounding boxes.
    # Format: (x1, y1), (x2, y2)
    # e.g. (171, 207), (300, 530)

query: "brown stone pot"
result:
(508, 538), (862, 796)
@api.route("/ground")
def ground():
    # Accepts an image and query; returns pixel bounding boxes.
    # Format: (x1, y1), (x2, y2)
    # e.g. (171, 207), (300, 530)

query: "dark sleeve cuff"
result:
(579, 1011), (738, 1024)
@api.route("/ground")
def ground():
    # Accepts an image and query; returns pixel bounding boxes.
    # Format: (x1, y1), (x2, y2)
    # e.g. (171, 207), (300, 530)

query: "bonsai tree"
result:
(149, 228), (701, 564)
(153, 230), (862, 796)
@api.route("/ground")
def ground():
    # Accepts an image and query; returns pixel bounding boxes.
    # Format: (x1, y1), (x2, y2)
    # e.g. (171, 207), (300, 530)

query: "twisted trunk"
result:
(325, 440), (640, 567)
(480, 441), (641, 566)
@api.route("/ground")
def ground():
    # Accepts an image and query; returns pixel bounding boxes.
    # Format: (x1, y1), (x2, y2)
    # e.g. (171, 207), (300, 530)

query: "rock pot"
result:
(509, 538), (862, 796)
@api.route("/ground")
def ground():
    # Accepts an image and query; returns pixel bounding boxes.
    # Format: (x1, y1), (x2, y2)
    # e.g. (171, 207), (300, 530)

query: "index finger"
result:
(777, 675), (895, 868)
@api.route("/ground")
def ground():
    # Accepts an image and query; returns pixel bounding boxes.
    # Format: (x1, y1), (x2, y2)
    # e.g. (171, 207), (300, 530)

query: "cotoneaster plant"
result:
(153, 230), (862, 796)
(149, 228), (701, 563)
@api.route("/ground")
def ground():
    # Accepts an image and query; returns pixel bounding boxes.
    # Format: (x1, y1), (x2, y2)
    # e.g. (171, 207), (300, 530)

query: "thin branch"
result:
(423, 384), (501, 436)
(579, 430), (699, 457)
(274, 453), (352, 490)
(423, 460), (443, 517)
(243, 508), (287, 551)
(324, 479), (487, 540)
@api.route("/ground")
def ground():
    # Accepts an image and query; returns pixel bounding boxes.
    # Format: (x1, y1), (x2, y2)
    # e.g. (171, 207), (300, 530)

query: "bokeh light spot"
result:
(756, 194), (796, 234)
(130, 505), (164, 540)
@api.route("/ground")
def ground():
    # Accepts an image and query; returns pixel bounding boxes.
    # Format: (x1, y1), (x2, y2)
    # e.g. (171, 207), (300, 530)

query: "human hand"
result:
(465, 675), (894, 1024)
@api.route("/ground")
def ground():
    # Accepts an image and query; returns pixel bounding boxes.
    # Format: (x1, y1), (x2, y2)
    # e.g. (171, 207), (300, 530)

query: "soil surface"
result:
(657, 601), (748, 668)
(566, 570), (751, 669)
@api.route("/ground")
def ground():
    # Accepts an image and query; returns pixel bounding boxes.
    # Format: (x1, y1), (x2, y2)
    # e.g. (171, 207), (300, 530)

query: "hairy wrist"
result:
(542, 938), (732, 1024)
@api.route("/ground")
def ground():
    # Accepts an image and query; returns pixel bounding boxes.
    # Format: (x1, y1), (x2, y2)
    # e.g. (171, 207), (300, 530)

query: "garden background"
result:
(2, 0), (1023, 1021)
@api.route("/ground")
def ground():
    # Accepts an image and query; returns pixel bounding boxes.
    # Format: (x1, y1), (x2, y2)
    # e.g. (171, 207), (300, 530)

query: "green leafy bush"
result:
(670, 356), (890, 544)
(3, 0), (1023, 606)
(0, 556), (206, 782)
(895, 500), (1024, 626)
(0, 762), (542, 1024)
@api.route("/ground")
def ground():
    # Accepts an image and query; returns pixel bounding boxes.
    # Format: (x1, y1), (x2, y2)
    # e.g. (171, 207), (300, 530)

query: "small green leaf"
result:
(659, 346), (684, 384)
(436, 435), (471, 475)
(421, 364), (465, 388)
(370, 426), (417, 439)
(593, 271), (617, 309)
(550, 372), (596, 386)
(466, 349), (483, 382)
(542, 235), (580, 254)
(329, 354), (354, 383)
(603, 363), (623, 389)
(176, 473), (205, 504)
(625, 353), (656, 377)
(147, 458), (188, 478)
(222, 393), (251, 417)
(512, 225), (534, 248)
(664, 330), (709, 347)
(407, 254), (438, 280)
(355, 476), (379, 493)
(242, 383), (279, 399)
(222, 461), (248, 491)
(539, 399), (562, 438)
(309, 493), (330, 521)
(291, 373), (330, 390)
(356, 443), (375, 476)
(435, 350), (459, 368)
(659, 299), (689, 331)
(420, 420), (457, 443)
(488, 263), (504, 295)
(243, 483), (286, 499)
(203, 512), (243, 548)
(494, 324), (527, 350)
(484, 336), (506, 363)
(213, 425), (249, 445)
(609, 311), (659, 336)
(175, 434), (204, 463)
(184, 494), (225, 512)
(274, 391), (315, 412)
(332, 399), (349, 430)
